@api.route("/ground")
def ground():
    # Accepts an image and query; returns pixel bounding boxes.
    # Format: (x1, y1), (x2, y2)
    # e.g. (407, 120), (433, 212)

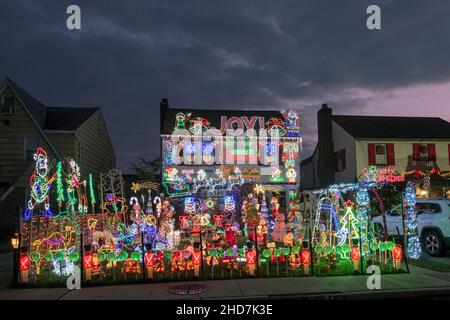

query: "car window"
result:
(416, 202), (442, 214)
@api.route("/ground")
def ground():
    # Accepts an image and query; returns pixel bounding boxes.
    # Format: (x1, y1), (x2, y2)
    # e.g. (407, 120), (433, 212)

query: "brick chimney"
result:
(317, 104), (335, 187)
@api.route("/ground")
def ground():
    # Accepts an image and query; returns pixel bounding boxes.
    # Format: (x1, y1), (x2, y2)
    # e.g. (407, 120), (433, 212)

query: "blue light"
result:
(23, 208), (32, 220)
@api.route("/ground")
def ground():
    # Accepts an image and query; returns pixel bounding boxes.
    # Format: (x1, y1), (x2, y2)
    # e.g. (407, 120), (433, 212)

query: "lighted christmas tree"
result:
(336, 201), (359, 246)
(260, 193), (270, 225)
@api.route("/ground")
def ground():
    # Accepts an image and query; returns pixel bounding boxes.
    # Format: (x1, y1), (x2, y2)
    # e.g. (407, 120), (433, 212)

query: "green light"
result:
(164, 251), (172, 260)
(89, 173), (96, 205)
(209, 248), (217, 256)
(226, 248), (234, 256)
(44, 251), (54, 262)
(282, 247), (290, 256)
(342, 244), (350, 253)
(131, 252), (140, 261)
(97, 251), (106, 262)
(107, 252), (117, 262)
(30, 252), (41, 262)
(274, 248), (282, 257)
(69, 252), (80, 262)
(314, 245), (323, 255)
(370, 241), (379, 251)
(55, 251), (65, 261)
(118, 251), (128, 261)
(324, 246), (333, 255)
(386, 241), (395, 250)
(262, 249), (272, 258)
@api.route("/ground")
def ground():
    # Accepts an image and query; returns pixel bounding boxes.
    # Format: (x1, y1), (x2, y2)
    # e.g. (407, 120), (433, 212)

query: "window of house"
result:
(375, 144), (387, 165)
(413, 143), (436, 161)
(24, 137), (40, 161)
(1, 97), (14, 115)
(335, 149), (346, 172)
(368, 143), (395, 166)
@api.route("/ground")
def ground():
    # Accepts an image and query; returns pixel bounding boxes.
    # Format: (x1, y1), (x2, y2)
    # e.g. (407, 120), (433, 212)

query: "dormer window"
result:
(1, 97), (14, 115)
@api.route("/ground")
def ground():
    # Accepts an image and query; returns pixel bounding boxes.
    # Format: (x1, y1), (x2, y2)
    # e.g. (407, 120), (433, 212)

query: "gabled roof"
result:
(1, 77), (99, 132)
(45, 107), (99, 130)
(333, 115), (450, 139)
(301, 143), (318, 165)
(5, 77), (47, 128)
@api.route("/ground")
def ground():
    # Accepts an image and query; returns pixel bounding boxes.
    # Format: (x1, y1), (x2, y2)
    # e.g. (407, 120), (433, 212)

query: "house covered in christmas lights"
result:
(159, 99), (302, 213)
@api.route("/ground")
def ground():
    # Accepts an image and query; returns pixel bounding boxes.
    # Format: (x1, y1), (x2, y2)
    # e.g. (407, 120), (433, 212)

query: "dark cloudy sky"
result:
(1, 0), (450, 171)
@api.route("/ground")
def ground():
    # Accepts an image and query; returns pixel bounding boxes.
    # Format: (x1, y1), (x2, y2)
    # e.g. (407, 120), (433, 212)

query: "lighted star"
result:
(131, 182), (140, 193)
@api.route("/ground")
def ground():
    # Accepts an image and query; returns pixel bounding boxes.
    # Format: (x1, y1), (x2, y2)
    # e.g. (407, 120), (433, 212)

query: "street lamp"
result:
(11, 233), (19, 250)
(11, 232), (20, 286)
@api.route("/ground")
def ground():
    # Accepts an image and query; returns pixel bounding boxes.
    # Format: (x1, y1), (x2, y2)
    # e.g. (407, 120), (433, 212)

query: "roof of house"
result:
(332, 115), (450, 139)
(45, 107), (99, 130)
(6, 77), (48, 128)
(3, 77), (99, 131)
(301, 144), (318, 165)
(161, 106), (286, 135)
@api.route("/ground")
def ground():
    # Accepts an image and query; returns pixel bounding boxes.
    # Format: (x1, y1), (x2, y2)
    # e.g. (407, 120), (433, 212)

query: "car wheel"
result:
(422, 230), (446, 257)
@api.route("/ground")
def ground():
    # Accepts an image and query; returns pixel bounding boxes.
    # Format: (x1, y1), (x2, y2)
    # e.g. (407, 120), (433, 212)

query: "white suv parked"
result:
(372, 199), (450, 257)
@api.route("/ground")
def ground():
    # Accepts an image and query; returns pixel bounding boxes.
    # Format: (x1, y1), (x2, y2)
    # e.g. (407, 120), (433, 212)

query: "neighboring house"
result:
(0, 77), (116, 231)
(301, 104), (450, 193)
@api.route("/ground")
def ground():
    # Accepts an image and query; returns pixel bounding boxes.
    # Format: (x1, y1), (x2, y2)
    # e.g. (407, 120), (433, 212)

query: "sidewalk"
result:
(1, 265), (450, 300)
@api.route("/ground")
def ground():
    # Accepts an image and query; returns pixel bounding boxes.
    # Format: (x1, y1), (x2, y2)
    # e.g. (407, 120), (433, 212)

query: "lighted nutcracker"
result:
(351, 239), (361, 274)
(19, 247), (30, 283)
(192, 242), (202, 277)
(83, 244), (93, 281)
(392, 241), (403, 270)
(246, 241), (257, 276)
(300, 242), (311, 276)
(144, 244), (155, 279)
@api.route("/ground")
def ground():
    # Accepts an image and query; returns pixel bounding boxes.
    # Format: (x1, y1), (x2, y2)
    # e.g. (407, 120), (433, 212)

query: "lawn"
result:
(408, 258), (450, 272)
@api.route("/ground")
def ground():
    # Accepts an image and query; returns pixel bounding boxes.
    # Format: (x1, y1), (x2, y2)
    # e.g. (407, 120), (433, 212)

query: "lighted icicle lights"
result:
(403, 181), (422, 259)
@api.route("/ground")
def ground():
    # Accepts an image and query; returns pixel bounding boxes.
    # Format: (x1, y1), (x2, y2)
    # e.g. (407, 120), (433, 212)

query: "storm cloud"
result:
(1, 0), (450, 170)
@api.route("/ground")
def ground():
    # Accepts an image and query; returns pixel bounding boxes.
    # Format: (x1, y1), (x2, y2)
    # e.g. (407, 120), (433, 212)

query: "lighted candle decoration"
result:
(192, 242), (202, 277)
(392, 241), (403, 270)
(300, 242), (311, 276)
(19, 248), (30, 283)
(351, 240), (360, 274)
(246, 242), (256, 276)
(83, 245), (93, 281)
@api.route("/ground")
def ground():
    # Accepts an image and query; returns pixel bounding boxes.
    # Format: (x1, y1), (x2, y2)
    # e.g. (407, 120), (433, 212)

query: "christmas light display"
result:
(23, 148), (54, 220)
(18, 145), (409, 287)
(403, 181), (422, 259)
